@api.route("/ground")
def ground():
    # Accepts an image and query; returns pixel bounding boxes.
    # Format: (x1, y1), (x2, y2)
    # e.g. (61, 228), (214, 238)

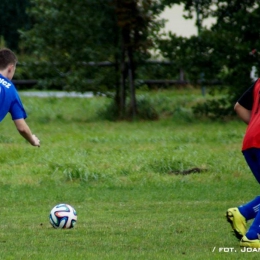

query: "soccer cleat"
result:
(226, 207), (247, 239)
(240, 235), (260, 248)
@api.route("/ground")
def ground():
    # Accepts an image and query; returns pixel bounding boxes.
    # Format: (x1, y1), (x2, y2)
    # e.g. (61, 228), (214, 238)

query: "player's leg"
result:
(238, 196), (260, 220)
(243, 148), (260, 184)
(240, 209), (260, 248)
(226, 148), (260, 239)
(226, 196), (260, 238)
(239, 148), (260, 247)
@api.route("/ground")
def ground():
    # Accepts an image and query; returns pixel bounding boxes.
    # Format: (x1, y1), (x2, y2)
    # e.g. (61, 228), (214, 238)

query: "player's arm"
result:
(13, 118), (40, 146)
(235, 82), (255, 124)
(234, 102), (251, 124)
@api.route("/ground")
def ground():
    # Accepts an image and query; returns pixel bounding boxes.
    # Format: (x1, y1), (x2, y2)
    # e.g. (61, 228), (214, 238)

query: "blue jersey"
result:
(0, 74), (27, 122)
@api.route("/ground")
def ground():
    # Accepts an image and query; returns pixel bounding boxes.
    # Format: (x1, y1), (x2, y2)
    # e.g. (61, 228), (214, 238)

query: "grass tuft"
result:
(50, 163), (105, 183)
(148, 157), (196, 174)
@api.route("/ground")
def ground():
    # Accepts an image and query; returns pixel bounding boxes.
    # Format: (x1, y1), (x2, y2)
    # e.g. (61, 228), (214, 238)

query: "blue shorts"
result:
(243, 148), (260, 184)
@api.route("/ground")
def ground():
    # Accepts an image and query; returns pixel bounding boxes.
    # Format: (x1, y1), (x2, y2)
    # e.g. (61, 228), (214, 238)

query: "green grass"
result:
(0, 89), (258, 259)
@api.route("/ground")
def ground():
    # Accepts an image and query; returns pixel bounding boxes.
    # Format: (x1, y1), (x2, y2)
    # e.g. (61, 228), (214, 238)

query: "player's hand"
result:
(32, 134), (40, 147)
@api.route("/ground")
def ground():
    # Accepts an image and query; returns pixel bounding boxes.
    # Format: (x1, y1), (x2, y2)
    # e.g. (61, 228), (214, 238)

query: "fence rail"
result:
(12, 79), (222, 88)
(13, 60), (222, 88)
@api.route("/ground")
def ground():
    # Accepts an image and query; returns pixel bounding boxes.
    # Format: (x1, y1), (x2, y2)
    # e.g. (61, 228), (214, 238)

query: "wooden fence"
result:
(13, 61), (222, 89)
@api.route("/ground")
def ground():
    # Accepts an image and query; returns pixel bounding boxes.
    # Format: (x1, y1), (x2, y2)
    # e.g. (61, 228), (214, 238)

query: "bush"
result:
(192, 96), (234, 120)
(97, 95), (159, 121)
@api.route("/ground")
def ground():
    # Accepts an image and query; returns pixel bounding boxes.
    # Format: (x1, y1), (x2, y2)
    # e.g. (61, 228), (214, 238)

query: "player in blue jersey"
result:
(0, 48), (40, 147)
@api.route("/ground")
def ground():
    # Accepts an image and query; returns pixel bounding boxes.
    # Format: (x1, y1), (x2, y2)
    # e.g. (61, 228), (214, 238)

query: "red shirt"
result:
(242, 79), (260, 150)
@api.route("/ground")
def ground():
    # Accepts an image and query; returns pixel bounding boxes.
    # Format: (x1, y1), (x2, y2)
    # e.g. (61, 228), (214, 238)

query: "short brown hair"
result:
(0, 48), (17, 70)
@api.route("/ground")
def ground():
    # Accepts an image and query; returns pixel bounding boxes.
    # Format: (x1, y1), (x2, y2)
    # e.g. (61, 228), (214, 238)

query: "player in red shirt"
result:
(227, 79), (260, 248)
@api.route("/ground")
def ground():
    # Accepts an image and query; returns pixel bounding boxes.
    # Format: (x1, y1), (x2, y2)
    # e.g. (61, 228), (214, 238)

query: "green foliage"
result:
(20, 1), (163, 86)
(4, 0), (260, 119)
(158, 33), (222, 84)
(193, 96), (234, 120)
(134, 95), (159, 120)
(137, 61), (180, 80)
(0, 0), (31, 50)
(208, 0), (259, 102)
(158, 0), (260, 118)
(20, 0), (113, 91)
(95, 88), (202, 122)
(97, 94), (159, 121)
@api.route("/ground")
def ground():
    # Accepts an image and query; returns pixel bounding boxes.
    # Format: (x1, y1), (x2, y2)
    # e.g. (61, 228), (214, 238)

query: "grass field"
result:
(0, 89), (259, 259)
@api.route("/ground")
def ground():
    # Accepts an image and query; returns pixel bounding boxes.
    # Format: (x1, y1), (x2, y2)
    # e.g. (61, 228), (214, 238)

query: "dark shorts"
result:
(243, 148), (260, 184)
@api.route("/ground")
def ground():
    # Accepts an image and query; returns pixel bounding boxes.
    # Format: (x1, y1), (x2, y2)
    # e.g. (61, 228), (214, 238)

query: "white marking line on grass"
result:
(19, 91), (94, 98)
(212, 247), (216, 252)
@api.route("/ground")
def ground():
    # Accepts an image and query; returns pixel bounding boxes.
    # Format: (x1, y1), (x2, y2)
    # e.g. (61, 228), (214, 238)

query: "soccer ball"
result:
(49, 204), (77, 229)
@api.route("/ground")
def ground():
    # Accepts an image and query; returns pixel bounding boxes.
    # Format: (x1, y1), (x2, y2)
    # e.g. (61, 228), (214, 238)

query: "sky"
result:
(160, 4), (216, 37)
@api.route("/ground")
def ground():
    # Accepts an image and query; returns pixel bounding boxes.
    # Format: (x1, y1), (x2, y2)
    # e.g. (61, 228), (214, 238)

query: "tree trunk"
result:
(119, 36), (127, 119)
(127, 46), (136, 119)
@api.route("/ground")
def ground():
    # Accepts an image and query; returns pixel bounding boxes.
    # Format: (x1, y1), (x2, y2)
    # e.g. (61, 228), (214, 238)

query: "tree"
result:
(112, 0), (164, 118)
(21, 0), (163, 120)
(159, 0), (260, 118)
(0, 0), (31, 50)
(158, 1), (221, 84)
(196, 0), (259, 93)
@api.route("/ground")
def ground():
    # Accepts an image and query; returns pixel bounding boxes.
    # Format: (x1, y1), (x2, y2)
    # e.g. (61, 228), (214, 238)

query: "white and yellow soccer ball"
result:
(49, 204), (77, 229)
